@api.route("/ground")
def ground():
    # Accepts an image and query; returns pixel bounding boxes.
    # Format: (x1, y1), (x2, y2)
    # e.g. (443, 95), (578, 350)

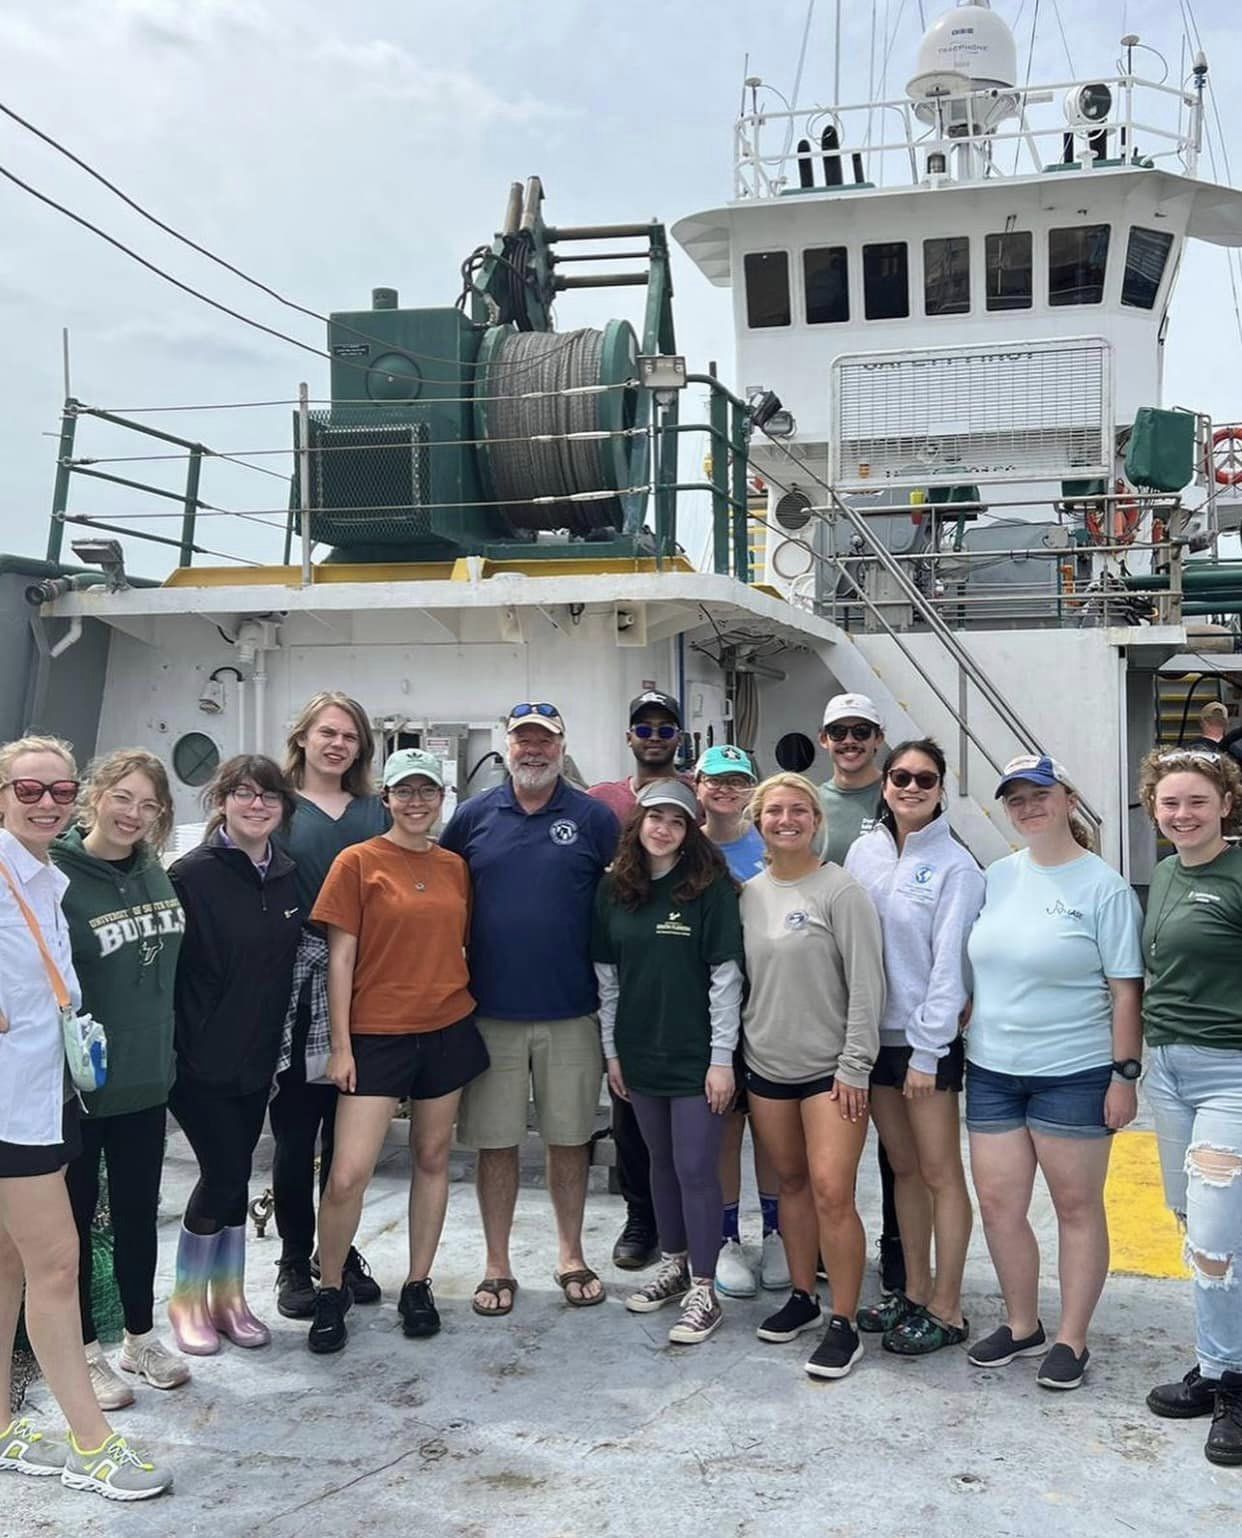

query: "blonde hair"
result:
(0, 735), (77, 826)
(283, 691), (376, 797)
(1200, 701), (1228, 730)
(80, 748), (176, 854)
(1138, 747), (1242, 835)
(748, 772), (823, 861)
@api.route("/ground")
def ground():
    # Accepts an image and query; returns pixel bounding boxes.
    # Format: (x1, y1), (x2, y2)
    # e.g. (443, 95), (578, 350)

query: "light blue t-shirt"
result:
(717, 826), (766, 883)
(966, 849), (1143, 1076)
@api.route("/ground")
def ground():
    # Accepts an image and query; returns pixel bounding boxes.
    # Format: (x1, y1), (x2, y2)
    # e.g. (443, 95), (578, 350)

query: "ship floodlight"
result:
(750, 390), (785, 433)
(70, 536), (129, 592)
(1064, 82), (1112, 126)
(637, 355), (688, 395)
(763, 409), (797, 440)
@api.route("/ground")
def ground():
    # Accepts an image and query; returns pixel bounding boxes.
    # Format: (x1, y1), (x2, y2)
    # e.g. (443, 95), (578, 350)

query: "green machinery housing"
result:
(298, 177), (677, 563)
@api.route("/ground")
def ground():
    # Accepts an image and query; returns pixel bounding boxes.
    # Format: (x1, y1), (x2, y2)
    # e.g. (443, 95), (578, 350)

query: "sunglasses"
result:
(3, 778), (79, 805)
(825, 723), (876, 743)
(509, 702), (561, 721)
(887, 768), (940, 791)
(631, 723), (680, 741)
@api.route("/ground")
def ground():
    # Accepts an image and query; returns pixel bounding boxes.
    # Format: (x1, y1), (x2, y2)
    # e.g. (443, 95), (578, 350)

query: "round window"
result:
(774, 731), (817, 774)
(172, 732), (220, 788)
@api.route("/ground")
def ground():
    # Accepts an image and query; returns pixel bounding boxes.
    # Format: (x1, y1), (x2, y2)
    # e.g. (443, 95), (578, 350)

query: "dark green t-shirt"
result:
(1142, 845), (1242, 1050)
(592, 869), (744, 1097)
(276, 794), (390, 917)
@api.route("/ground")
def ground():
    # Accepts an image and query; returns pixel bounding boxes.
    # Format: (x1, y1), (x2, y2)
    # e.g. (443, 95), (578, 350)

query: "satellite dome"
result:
(907, 1), (1018, 123)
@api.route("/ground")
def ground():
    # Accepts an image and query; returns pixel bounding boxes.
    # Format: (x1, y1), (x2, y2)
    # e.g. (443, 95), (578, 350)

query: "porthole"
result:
(774, 732), (817, 774)
(172, 732), (220, 788)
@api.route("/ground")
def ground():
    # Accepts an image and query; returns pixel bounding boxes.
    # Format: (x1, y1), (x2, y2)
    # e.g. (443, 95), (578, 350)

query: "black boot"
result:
(1206, 1371), (1242, 1466)
(1146, 1365), (1218, 1419)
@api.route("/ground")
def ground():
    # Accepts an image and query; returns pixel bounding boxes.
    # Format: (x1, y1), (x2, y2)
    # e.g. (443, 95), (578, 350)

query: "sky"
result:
(0, 0), (1238, 576)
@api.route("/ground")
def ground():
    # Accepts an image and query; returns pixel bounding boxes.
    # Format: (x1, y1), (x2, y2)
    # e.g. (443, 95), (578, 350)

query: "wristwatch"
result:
(1111, 1058), (1142, 1082)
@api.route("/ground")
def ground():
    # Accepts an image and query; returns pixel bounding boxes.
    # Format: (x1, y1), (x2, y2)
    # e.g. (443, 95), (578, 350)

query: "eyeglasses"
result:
(105, 789), (162, 819)
(229, 785), (284, 808)
(703, 775), (753, 791)
(631, 723), (680, 741)
(887, 768), (940, 791)
(3, 778), (79, 805)
(825, 723), (876, 743)
(509, 703), (561, 721)
(387, 784), (441, 804)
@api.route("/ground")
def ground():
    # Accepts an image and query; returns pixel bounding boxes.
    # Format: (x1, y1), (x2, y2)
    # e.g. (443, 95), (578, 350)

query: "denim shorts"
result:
(965, 1061), (1113, 1139)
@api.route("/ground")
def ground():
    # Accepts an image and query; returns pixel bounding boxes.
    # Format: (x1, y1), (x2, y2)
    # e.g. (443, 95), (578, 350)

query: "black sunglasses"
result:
(825, 723), (876, 743)
(631, 723), (680, 741)
(509, 702), (561, 720)
(887, 768), (940, 791)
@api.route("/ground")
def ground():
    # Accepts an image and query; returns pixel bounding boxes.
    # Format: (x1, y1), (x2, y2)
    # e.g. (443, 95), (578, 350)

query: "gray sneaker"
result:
(1, 1416), (67, 1477)
(668, 1282), (723, 1344)
(61, 1433), (173, 1501)
(625, 1253), (691, 1313)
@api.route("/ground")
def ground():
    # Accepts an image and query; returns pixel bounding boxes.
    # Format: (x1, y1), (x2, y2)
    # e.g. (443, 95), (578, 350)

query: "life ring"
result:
(1085, 480), (1140, 545)
(1212, 426), (1242, 486)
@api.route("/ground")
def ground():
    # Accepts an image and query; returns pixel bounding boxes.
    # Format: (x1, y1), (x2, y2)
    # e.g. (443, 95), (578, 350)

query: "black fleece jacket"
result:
(168, 837), (302, 1095)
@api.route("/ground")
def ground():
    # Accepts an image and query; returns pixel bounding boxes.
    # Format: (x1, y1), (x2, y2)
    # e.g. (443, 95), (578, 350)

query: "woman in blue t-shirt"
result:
(965, 755), (1143, 1391)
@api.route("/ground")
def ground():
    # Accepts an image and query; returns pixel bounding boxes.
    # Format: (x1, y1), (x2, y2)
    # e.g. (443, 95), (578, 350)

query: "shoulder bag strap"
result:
(0, 858), (72, 1009)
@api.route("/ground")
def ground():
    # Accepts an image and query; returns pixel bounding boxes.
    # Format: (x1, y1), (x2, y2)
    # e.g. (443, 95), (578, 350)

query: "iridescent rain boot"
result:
(168, 1224), (222, 1356)
(209, 1224), (271, 1348)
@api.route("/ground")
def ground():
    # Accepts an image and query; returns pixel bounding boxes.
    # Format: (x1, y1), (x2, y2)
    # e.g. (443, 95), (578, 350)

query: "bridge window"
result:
(924, 236), (971, 316)
(863, 242), (909, 320)
(1049, 224), (1111, 306)
(744, 251), (791, 328)
(803, 246), (849, 324)
(985, 230), (1032, 310)
(1121, 226), (1174, 310)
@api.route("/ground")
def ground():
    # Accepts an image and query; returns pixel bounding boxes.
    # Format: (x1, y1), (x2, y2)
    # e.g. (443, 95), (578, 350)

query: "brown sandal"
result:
(472, 1277), (518, 1317)
(553, 1267), (606, 1308)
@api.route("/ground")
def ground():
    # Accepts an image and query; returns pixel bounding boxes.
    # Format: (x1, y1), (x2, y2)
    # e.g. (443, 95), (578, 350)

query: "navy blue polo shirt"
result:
(440, 778), (620, 1021)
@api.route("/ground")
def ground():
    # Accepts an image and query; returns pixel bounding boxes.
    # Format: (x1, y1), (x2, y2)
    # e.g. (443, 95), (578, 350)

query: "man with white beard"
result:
(440, 704), (620, 1317)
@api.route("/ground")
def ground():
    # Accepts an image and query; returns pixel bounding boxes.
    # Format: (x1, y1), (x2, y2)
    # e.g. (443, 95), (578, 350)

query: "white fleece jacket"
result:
(844, 815), (985, 1075)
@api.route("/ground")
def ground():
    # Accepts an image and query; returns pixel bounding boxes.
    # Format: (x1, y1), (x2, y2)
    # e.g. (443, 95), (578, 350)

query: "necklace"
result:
(1147, 872), (1183, 959)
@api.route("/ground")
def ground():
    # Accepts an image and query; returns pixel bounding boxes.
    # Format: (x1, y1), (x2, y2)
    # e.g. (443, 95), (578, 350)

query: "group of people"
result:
(1, 685), (1240, 1505)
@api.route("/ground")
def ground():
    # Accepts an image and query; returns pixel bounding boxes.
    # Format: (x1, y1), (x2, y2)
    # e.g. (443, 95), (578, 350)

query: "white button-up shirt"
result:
(0, 827), (82, 1146)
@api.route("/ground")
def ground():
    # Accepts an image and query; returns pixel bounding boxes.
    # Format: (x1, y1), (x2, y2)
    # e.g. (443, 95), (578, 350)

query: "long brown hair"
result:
(80, 748), (176, 854)
(284, 691), (376, 797)
(202, 755), (296, 841)
(610, 803), (737, 911)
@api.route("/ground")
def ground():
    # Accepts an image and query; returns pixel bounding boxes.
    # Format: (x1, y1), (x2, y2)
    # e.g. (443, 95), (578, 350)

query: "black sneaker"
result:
(967, 1321), (1047, 1367)
(756, 1289), (822, 1343)
(1037, 1342), (1090, 1391)
(805, 1315), (864, 1380)
(275, 1257), (317, 1320)
(1206, 1372), (1242, 1467)
(1147, 1365), (1219, 1419)
(307, 1284), (352, 1355)
(612, 1216), (659, 1271)
(398, 1279), (441, 1340)
(311, 1246), (381, 1305)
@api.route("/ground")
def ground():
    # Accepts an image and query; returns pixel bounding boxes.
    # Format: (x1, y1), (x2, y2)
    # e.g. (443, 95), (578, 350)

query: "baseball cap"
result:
(822, 692), (882, 729)
(994, 753), (1073, 798)
(505, 702), (565, 735)
(381, 748), (444, 790)
(629, 690), (682, 727)
(635, 778), (700, 820)
(695, 744), (757, 782)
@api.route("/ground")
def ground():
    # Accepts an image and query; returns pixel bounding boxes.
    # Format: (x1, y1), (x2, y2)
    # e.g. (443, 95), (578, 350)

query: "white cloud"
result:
(312, 37), (561, 124)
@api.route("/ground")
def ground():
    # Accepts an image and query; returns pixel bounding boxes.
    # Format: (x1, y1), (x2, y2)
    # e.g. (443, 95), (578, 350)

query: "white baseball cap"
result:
(822, 692), (882, 729)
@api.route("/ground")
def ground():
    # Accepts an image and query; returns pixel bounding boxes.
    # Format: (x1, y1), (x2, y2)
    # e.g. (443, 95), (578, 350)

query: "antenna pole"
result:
(62, 327), (71, 397)
(298, 381), (313, 587)
(833, 0), (842, 104)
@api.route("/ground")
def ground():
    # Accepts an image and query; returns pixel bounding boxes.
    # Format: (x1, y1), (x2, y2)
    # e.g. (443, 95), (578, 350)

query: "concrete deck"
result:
(7, 1119), (1236, 1537)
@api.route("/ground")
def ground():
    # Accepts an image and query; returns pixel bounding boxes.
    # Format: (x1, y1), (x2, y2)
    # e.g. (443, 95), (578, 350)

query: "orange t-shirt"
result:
(311, 836), (474, 1035)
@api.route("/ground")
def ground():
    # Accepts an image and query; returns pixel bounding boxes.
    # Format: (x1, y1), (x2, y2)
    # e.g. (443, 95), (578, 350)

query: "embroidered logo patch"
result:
(784, 909), (810, 930)
(549, 819), (579, 846)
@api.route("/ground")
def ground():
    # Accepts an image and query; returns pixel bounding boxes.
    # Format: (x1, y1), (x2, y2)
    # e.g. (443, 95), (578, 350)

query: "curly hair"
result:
(284, 691), (376, 797)
(1137, 746), (1242, 835)
(609, 802), (736, 911)
(202, 754), (297, 841)
(80, 748), (176, 854)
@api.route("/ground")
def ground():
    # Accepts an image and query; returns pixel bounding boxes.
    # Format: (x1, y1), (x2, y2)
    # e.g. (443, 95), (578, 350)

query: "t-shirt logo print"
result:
(913, 865), (934, 885)
(656, 909), (692, 937)
(549, 819), (579, 846)
(784, 909), (810, 930)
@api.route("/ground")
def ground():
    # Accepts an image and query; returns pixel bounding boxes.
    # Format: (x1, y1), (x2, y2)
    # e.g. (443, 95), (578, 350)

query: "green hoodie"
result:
(51, 827), (184, 1117)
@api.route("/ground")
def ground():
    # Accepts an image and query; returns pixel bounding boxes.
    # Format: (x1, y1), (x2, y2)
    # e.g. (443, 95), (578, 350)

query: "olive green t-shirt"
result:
(592, 870), (743, 1097)
(818, 778), (883, 866)
(1142, 846), (1242, 1050)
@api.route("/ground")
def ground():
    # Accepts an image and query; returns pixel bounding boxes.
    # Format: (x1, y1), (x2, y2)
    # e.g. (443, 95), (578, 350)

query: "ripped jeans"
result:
(1144, 1043), (1242, 1379)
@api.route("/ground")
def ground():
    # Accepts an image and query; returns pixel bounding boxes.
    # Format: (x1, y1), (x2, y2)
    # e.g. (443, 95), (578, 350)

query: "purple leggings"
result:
(628, 1090), (725, 1279)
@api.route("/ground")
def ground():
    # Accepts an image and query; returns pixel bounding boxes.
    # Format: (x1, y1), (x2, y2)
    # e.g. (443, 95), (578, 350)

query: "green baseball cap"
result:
(695, 744), (757, 781)
(381, 748), (444, 790)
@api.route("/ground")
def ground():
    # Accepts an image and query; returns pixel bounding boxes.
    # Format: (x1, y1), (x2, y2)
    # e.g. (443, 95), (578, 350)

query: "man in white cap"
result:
(818, 693), (886, 867)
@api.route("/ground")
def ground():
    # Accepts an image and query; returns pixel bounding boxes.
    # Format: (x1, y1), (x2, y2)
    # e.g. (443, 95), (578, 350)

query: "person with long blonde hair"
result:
(53, 750), (189, 1409)
(270, 692), (387, 1320)
(1, 736), (170, 1500)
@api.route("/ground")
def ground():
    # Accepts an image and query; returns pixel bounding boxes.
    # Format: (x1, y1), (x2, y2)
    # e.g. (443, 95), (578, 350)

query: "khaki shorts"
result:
(456, 1015), (603, 1150)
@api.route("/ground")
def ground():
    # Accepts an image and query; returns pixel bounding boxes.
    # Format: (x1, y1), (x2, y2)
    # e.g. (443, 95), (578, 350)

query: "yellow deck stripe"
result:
(1105, 1130), (1190, 1279)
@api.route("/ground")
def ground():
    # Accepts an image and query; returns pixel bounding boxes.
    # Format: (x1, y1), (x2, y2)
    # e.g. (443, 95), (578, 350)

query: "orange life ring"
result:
(1212, 426), (1242, 486)
(1085, 481), (1140, 545)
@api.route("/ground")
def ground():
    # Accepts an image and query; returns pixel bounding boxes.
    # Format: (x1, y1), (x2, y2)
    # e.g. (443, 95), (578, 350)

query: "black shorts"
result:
(870, 1036), (965, 1094)
(730, 1045), (749, 1114)
(744, 1067), (836, 1102)
(350, 1016), (489, 1101)
(0, 1096), (82, 1178)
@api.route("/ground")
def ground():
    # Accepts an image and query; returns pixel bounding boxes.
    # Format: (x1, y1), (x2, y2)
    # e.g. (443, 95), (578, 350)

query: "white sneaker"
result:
(118, 1334), (191, 1391)
(85, 1347), (134, 1411)
(715, 1239), (757, 1298)
(760, 1231), (791, 1292)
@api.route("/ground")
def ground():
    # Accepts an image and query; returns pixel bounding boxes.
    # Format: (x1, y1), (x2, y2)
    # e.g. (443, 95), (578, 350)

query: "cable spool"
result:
(474, 321), (648, 535)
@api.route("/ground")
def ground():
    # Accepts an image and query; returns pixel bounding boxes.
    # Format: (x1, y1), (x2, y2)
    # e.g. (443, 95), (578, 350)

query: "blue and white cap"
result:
(994, 753), (1073, 798)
